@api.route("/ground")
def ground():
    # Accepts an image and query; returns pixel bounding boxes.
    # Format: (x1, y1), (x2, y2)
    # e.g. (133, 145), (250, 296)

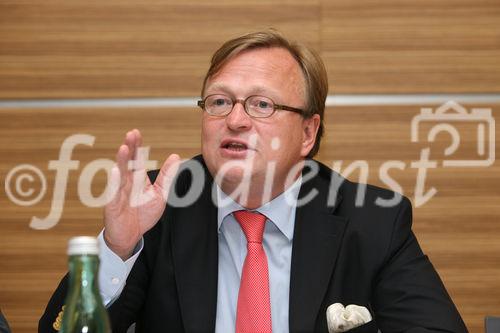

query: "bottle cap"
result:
(67, 236), (99, 255)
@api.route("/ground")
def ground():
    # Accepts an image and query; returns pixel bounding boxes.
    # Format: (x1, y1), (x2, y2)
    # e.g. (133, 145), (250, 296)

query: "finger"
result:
(133, 146), (149, 174)
(124, 130), (137, 162)
(129, 146), (150, 191)
(106, 165), (122, 204)
(115, 144), (131, 189)
(155, 154), (181, 201)
(134, 128), (143, 149)
(131, 129), (143, 161)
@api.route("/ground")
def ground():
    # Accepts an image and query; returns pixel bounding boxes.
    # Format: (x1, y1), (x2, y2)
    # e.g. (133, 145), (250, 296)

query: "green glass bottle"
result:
(60, 236), (111, 333)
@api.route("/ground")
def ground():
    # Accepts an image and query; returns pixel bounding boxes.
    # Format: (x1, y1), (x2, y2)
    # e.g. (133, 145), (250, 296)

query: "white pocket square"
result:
(326, 303), (372, 333)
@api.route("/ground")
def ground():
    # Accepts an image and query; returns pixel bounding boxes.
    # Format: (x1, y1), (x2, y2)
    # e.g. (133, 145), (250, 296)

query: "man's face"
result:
(201, 47), (319, 199)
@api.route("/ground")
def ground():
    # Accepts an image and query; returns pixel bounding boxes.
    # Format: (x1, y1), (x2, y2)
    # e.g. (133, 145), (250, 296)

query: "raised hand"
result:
(103, 129), (180, 260)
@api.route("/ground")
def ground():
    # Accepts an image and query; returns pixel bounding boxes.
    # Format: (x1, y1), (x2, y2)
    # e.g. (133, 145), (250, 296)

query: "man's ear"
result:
(301, 114), (320, 157)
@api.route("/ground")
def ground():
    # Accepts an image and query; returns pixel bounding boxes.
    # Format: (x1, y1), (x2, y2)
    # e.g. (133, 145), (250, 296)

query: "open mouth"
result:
(222, 142), (248, 151)
(219, 139), (254, 157)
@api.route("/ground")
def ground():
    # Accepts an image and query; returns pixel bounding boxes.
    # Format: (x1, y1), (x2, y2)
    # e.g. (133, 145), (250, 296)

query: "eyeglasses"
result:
(197, 94), (304, 118)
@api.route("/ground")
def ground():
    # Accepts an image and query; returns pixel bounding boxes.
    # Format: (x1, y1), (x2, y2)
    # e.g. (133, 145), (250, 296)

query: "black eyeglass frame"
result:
(197, 94), (304, 118)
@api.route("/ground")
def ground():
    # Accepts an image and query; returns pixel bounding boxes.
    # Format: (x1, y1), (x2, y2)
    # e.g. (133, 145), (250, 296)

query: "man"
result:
(40, 30), (468, 332)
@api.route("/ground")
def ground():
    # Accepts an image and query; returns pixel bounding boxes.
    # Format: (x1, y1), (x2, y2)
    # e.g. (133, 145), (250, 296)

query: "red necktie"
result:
(233, 210), (273, 333)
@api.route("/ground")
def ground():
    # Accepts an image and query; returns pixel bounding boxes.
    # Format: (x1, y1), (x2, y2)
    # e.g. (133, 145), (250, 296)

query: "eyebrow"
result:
(205, 84), (279, 99)
(204, 83), (230, 95)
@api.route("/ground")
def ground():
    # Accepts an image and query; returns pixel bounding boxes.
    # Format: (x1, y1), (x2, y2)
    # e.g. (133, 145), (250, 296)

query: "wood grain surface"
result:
(1, 0), (499, 98)
(321, 0), (500, 94)
(0, 104), (498, 332)
(0, 0), (320, 98)
(1, 1), (499, 332)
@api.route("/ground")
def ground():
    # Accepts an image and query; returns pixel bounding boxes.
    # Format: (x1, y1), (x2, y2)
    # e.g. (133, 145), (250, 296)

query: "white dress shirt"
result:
(98, 177), (302, 333)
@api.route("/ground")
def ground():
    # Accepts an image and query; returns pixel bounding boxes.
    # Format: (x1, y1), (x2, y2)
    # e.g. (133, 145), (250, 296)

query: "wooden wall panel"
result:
(1, 104), (499, 332)
(0, 0), (320, 99)
(321, 0), (500, 93)
(2, 0), (499, 98)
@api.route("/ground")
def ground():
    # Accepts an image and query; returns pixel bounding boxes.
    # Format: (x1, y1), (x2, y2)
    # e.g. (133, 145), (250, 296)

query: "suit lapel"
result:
(289, 163), (349, 332)
(171, 159), (219, 333)
(169, 157), (349, 332)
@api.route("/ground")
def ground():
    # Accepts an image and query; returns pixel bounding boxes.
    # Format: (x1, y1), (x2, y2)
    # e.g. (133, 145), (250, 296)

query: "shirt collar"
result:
(216, 177), (302, 241)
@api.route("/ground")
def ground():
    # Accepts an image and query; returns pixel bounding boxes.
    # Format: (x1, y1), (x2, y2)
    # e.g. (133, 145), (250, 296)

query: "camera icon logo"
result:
(411, 101), (495, 167)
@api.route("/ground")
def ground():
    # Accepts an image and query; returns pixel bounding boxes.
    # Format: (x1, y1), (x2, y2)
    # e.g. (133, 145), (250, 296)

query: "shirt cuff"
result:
(97, 230), (144, 306)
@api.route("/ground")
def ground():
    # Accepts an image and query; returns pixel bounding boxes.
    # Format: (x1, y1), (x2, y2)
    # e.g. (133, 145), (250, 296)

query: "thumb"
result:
(155, 154), (181, 202)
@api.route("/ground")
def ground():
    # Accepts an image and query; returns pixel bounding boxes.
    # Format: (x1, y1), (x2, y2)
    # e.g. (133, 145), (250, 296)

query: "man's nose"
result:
(225, 101), (252, 131)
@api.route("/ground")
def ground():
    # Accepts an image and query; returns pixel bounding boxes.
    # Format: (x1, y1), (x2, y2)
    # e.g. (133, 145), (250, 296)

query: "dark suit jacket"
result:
(40, 155), (468, 333)
(0, 311), (11, 333)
